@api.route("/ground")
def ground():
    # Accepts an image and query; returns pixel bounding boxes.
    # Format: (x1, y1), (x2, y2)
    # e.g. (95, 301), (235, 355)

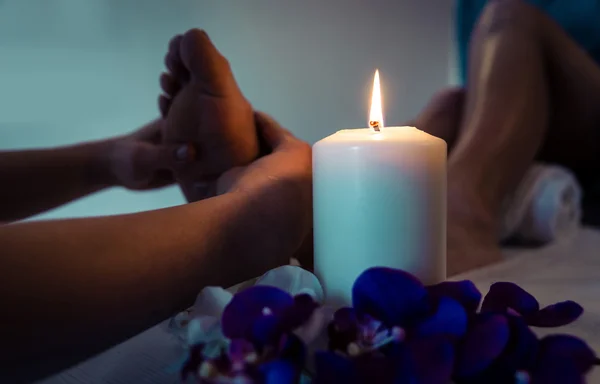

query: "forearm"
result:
(0, 140), (114, 222)
(0, 188), (305, 381)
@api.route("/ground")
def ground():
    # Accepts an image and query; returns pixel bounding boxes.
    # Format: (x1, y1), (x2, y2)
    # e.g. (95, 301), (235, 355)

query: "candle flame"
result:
(369, 69), (384, 131)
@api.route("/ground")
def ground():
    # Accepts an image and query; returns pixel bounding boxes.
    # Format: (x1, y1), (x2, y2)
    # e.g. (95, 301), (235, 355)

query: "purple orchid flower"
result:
(453, 313), (599, 383)
(221, 286), (320, 352)
(426, 279), (482, 314)
(453, 312), (538, 383)
(181, 336), (304, 383)
(317, 267), (478, 383)
(328, 268), (474, 355)
(315, 334), (454, 384)
(181, 284), (323, 383)
(523, 334), (599, 383)
(480, 282), (583, 327)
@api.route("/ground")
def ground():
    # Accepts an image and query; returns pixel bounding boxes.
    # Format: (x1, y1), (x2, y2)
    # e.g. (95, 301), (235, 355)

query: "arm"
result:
(0, 119), (180, 223)
(0, 187), (302, 382)
(0, 140), (114, 222)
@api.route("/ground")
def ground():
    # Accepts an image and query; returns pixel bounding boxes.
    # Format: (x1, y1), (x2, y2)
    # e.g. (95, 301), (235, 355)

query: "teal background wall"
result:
(0, 0), (455, 219)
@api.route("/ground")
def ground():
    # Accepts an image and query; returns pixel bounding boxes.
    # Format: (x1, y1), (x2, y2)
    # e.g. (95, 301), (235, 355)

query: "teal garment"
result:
(456, 0), (600, 84)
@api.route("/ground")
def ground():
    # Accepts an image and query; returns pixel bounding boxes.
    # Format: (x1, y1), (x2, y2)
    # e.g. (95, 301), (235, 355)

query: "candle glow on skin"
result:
(313, 70), (447, 307)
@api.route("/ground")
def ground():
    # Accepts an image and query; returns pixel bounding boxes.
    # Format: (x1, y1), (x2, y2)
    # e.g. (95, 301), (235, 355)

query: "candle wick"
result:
(369, 120), (381, 132)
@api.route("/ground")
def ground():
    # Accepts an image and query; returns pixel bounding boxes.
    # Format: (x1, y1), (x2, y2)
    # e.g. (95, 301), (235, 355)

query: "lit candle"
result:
(313, 70), (447, 306)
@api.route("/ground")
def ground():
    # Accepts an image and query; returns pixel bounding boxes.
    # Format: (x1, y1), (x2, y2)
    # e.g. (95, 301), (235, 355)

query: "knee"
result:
(475, 0), (542, 37)
(426, 87), (466, 116)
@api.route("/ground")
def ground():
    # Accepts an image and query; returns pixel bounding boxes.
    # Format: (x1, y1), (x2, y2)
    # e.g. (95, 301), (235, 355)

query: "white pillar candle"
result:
(313, 70), (447, 306)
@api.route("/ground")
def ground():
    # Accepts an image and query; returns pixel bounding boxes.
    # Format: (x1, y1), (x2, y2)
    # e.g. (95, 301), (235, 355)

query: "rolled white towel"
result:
(500, 164), (582, 244)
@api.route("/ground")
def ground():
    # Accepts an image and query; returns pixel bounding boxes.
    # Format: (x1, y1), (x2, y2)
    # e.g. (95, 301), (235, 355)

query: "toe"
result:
(179, 28), (239, 97)
(164, 34), (189, 82)
(158, 94), (171, 117)
(160, 72), (180, 97)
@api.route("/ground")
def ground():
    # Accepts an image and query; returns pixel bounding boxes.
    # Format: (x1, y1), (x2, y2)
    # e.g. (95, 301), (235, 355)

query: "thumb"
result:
(254, 111), (294, 151)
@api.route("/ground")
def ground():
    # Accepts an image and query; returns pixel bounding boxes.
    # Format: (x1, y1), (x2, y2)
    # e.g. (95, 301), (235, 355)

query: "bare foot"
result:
(159, 29), (259, 201)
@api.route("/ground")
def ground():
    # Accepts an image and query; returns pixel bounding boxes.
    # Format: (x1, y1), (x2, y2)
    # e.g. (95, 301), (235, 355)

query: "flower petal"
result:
(314, 351), (358, 384)
(261, 359), (302, 384)
(408, 336), (454, 384)
(352, 267), (429, 326)
(256, 265), (325, 303)
(191, 286), (234, 317)
(415, 297), (467, 339)
(426, 280), (482, 313)
(454, 314), (510, 378)
(252, 294), (323, 348)
(221, 285), (294, 339)
(480, 282), (539, 316)
(537, 334), (597, 374)
(526, 301), (584, 327)
(530, 357), (584, 384)
(186, 315), (228, 357)
(252, 312), (283, 347)
(495, 315), (539, 373)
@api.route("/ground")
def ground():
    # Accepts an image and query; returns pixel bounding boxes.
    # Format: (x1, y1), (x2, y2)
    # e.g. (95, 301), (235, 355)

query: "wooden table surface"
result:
(39, 228), (600, 384)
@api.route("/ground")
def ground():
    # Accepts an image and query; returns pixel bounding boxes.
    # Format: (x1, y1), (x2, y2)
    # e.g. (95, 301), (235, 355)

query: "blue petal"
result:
(537, 334), (597, 374)
(426, 280), (482, 313)
(526, 301), (584, 328)
(251, 294), (320, 348)
(531, 357), (584, 384)
(492, 315), (539, 374)
(260, 359), (301, 384)
(314, 351), (358, 384)
(221, 286), (294, 339)
(352, 267), (429, 326)
(252, 313), (283, 347)
(415, 297), (467, 339)
(481, 282), (539, 316)
(454, 314), (510, 378)
(409, 336), (454, 384)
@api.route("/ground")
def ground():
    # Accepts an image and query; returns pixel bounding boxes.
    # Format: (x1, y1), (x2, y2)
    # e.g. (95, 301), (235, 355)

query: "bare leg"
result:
(412, 87), (465, 151)
(414, 1), (600, 275)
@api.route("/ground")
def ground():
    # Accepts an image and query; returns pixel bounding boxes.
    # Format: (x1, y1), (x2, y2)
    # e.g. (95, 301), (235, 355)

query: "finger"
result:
(253, 111), (294, 150)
